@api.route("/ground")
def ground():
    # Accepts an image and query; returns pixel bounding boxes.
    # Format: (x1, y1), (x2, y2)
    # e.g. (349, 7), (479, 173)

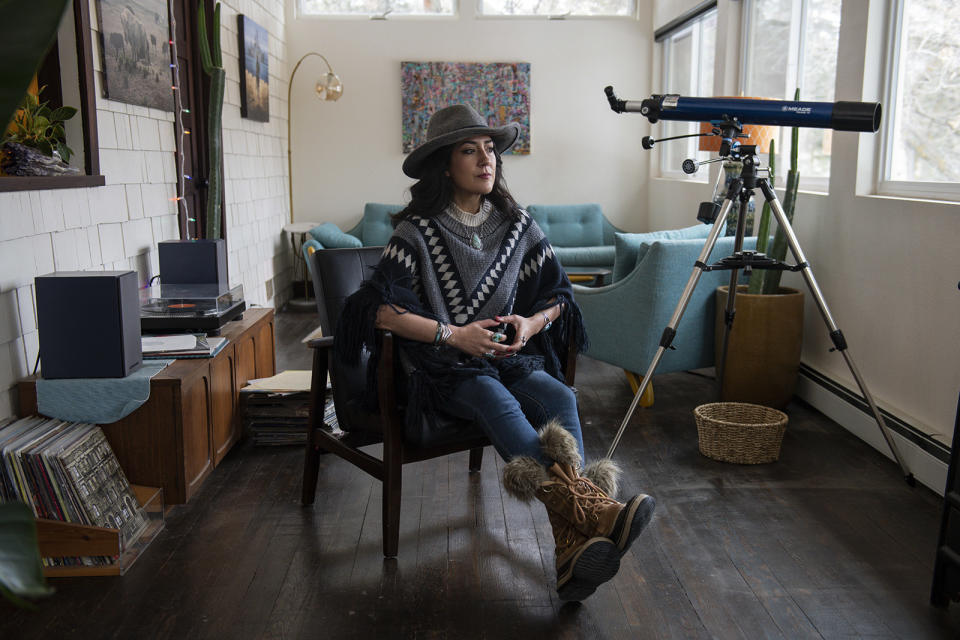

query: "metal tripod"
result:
(604, 148), (914, 485)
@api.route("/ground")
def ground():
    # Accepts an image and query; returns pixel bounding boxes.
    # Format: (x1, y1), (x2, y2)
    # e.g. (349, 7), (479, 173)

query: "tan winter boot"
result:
(502, 455), (621, 602)
(539, 422), (656, 560)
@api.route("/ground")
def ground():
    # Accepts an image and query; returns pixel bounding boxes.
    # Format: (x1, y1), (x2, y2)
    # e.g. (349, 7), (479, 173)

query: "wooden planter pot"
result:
(714, 285), (804, 409)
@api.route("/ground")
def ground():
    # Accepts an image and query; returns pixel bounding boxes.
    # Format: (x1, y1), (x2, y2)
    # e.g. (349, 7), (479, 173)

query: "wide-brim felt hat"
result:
(402, 104), (521, 179)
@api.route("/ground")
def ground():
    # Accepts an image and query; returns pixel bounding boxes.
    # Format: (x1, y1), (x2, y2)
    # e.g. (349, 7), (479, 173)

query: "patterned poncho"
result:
(335, 200), (588, 436)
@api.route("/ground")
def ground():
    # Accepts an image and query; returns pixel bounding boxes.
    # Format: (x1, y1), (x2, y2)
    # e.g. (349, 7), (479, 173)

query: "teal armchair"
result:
(574, 227), (756, 403)
(308, 203), (403, 249)
(526, 204), (623, 270)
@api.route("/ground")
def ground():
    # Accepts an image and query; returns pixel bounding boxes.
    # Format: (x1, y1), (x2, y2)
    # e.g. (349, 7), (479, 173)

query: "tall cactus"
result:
(747, 137), (775, 294)
(197, 0), (225, 240)
(761, 88), (802, 294)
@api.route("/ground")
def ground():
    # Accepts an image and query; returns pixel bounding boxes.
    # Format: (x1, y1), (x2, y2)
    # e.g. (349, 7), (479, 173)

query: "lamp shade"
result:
(316, 71), (343, 101)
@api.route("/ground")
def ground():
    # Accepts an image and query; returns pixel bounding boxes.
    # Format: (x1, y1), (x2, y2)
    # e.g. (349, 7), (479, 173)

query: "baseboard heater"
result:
(798, 363), (949, 464)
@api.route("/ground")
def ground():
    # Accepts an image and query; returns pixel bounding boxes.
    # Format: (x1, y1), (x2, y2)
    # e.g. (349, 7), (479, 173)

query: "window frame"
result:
(475, 0), (636, 19)
(876, 0), (960, 202)
(296, 0), (458, 19)
(657, 7), (717, 181)
(0, 0), (103, 192)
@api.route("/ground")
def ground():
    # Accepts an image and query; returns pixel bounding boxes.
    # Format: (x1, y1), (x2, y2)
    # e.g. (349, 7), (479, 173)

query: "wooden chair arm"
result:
(308, 335), (334, 350)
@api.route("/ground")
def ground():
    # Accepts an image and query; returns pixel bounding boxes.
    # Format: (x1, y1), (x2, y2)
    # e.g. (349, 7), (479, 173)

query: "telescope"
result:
(604, 86), (881, 133)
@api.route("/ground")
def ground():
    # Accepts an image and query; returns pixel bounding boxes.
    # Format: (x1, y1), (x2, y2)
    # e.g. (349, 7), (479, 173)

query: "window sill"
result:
(0, 174), (106, 192)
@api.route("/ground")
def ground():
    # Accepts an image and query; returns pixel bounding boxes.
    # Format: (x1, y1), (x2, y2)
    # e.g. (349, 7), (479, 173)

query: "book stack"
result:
(0, 416), (149, 567)
(241, 389), (341, 446)
(239, 370), (341, 446)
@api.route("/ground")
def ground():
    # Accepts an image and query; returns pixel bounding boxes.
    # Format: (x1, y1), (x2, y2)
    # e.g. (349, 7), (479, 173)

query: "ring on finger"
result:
(492, 332), (507, 343)
(520, 336), (527, 346)
(482, 350), (495, 359)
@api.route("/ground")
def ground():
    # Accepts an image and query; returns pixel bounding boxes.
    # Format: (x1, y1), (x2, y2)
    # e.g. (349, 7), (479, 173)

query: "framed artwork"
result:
(401, 62), (531, 155)
(238, 15), (269, 122)
(95, 0), (173, 111)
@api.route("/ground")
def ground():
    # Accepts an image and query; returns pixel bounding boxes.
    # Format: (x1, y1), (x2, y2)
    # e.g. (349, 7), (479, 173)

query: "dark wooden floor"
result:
(6, 308), (960, 639)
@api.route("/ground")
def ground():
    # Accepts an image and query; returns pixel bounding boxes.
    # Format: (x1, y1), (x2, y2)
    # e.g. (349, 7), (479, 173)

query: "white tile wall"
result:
(0, 0), (290, 422)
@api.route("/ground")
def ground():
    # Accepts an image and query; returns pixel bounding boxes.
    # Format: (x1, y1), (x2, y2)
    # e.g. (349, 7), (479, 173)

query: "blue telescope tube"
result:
(605, 89), (881, 132)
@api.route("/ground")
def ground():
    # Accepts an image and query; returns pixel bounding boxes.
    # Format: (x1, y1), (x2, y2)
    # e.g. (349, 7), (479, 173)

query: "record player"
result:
(140, 283), (245, 334)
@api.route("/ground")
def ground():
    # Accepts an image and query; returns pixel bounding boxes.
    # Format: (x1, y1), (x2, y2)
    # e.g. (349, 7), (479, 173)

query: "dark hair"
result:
(393, 141), (523, 224)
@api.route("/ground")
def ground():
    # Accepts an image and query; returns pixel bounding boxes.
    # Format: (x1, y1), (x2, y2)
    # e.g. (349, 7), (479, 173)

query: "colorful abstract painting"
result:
(401, 62), (531, 155)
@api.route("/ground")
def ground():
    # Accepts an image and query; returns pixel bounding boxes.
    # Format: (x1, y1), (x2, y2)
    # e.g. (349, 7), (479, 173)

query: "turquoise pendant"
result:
(471, 233), (482, 249)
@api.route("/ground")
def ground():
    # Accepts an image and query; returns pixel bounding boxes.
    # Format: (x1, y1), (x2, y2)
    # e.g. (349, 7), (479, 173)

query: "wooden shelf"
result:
(35, 484), (165, 577)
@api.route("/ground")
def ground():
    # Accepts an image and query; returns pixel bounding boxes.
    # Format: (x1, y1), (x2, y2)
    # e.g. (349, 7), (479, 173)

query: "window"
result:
(299, 0), (455, 17)
(741, 0), (840, 191)
(479, 0), (634, 18)
(0, 0), (102, 192)
(879, 0), (960, 201)
(658, 7), (716, 179)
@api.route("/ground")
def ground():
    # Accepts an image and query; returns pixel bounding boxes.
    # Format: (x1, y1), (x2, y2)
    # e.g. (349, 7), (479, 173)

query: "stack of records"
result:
(0, 416), (149, 568)
(240, 386), (341, 446)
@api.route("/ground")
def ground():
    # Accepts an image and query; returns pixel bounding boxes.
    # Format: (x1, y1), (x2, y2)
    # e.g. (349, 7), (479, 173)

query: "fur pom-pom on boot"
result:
(502, 456), (548, 502)
(582, 458), (621, 498)
(538, 418), (582, 468)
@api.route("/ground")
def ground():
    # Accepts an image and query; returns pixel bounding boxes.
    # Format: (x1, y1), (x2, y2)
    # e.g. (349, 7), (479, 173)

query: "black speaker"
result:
(158, 239), (227, 287)
(35, 271), (142, 379)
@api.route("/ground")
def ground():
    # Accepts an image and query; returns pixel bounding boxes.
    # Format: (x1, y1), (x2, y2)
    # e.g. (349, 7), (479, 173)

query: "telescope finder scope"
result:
(604, 87), (881, 133)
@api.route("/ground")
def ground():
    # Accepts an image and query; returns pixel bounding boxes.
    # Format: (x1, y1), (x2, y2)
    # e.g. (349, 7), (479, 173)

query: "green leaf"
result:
(0, 0), (70, 130)
(48, 106), (77, 122)
(0, 502), (54, 604)
(197, 0), (213, 74)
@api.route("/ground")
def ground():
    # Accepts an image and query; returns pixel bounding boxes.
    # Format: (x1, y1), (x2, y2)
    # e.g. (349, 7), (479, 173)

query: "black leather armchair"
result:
(302, 246), (577, 558)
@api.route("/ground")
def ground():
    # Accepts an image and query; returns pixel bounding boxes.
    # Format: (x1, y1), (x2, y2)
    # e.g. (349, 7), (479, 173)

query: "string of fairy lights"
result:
(166, 0), (196, 241)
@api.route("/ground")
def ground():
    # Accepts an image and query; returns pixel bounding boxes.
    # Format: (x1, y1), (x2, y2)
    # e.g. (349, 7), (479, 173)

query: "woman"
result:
(336, 104), (655, 602)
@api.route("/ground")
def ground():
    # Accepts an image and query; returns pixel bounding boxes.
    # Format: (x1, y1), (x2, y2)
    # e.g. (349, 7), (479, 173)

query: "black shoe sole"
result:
(611, 494), (656, 557)
(556, 537), (620, 602)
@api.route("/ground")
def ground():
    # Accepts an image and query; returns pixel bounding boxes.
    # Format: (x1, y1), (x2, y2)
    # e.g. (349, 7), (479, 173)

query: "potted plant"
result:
(715, 89), (805, 409)
(2, 85), (80, 176)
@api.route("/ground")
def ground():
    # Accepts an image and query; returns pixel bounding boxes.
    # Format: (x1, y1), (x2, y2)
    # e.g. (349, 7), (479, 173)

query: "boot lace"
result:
(555, 475), (619, 526)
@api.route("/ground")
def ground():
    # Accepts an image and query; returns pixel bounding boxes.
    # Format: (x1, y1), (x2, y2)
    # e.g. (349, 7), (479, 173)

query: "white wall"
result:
(285, 4), (654, 232)
(0, 0), (290, 422)
(646, 0), (960, 490)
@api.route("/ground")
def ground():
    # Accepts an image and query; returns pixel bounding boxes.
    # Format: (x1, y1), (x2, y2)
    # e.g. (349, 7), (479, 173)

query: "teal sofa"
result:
(308, 202), (622, 273)
(574, 225), (757, 378)
(526, 203), (623, 270)
(307, 203), (403, 249)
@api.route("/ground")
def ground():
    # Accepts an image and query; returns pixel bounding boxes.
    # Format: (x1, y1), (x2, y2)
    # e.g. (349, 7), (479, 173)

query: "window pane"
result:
(889, 0), (960, 182)
(798, 0), (840, 180)
(479, 0), (633, 17)
(300, 0), (454, 16)
(743, 0), (839, 183)
(663, 28), (695, 173)
(660, 10), (717, 176)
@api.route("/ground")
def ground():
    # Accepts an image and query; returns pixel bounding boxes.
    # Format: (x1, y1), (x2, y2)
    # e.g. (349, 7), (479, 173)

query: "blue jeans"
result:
(447, 371), (584, 465)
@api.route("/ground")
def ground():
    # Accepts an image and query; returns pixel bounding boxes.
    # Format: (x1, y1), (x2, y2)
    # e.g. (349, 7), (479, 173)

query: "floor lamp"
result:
(285, 52), (343, 309)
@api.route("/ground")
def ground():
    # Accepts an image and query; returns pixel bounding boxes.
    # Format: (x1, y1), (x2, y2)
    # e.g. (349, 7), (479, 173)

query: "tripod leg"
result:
(605, 198), (736, 459)
(760, 180), (914, 484)
(717, 189), (754, 395)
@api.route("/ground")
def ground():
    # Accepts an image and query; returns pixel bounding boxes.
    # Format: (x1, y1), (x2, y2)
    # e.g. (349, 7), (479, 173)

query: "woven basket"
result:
(694, 402), (788, 464)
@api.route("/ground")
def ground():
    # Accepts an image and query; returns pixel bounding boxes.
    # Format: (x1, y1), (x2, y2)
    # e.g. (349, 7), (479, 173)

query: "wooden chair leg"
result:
(382, 437), (402, 558)
(302, 440), (321, 505)
(468, 447), (484, 472)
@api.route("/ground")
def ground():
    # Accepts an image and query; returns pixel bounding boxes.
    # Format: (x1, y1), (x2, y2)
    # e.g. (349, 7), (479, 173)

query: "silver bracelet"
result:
(541, 312), (552, 332)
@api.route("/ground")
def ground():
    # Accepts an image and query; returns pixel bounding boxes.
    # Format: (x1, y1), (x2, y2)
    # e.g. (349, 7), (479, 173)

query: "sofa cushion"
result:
(310, 222), (363, 249)
(553, 245), (616, 268)
(612, 224), (711, 282)
(527, 204), (605, 248)
(361, 203), (404, 246)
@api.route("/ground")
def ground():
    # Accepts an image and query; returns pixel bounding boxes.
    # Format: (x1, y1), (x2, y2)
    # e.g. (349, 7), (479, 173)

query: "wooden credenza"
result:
(19, 308), (275, 505)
